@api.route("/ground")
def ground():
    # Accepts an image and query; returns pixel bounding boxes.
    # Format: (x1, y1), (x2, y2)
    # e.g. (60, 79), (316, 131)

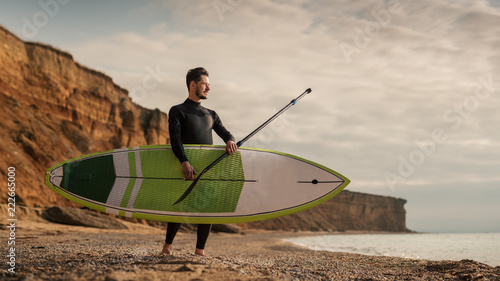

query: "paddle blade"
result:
(172, 152), (230, 205)
(172, 177), (200, 205)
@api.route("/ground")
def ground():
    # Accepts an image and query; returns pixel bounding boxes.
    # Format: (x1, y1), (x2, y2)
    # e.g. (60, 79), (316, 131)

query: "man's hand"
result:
(226, 140), (238, 155)
(181, 161), (197, 180)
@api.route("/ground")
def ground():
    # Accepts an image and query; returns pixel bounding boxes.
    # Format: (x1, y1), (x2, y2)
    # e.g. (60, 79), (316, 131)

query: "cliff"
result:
(240, 190), (409, 232)
(0, 25), (169, 207)
(0, 25), (408, 232)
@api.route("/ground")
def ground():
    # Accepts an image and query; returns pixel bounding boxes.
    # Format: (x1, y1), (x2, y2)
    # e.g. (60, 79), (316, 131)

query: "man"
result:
(162, 67), (238, 256)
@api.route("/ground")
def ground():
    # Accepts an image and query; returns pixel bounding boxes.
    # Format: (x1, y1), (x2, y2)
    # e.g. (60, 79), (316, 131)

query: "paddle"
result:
(172, 88), (312, 205)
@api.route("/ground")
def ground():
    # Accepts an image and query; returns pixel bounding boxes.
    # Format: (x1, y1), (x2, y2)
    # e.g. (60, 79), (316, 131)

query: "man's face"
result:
(195, 75), (210, 100)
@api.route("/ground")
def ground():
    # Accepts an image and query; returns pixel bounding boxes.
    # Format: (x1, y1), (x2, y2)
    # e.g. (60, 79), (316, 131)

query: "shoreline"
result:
(282, 231), (500, 268)
(1, 212), (499, 280)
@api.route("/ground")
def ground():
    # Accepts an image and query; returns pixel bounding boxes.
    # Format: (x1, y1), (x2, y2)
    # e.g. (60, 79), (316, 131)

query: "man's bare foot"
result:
(194, 248), (207, 256)
(161, 243), (173, 255)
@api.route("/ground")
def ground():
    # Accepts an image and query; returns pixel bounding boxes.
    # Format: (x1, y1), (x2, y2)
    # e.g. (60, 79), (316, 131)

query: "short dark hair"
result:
(186, 67), (209, 90)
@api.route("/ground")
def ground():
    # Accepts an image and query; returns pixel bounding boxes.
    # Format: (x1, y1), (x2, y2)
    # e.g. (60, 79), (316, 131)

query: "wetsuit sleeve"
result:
(168, 106), (188, 163)
(212, 111), (235, 144)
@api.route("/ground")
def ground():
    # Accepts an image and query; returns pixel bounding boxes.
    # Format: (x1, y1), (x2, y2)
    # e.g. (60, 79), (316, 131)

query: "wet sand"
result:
(2, 211), (499, 280)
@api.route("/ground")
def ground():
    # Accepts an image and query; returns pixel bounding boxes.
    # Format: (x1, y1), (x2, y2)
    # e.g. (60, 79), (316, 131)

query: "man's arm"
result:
(169, 106), (197, 180)
(212, 111), (238, 155)
(168, 106), (188, 163)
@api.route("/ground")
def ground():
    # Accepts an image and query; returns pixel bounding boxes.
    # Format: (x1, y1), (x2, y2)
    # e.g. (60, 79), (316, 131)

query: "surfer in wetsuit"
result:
(162, 67), (238, 256)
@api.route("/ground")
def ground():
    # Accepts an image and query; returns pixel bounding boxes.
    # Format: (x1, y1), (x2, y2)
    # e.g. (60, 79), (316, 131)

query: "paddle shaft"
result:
(236, 88), (311, 147)
(199, 88), (311, 175)
(173, 88), (311, 205)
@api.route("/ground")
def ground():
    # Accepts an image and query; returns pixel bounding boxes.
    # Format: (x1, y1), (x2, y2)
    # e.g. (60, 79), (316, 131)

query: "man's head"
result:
(186, 67), (210, 101)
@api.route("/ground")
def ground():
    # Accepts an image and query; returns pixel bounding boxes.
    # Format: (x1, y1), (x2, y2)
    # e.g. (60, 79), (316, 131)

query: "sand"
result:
(1, 209), (499, 280)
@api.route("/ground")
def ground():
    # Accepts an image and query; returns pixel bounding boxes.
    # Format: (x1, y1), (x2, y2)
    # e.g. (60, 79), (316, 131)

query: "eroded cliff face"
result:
(240, 190), (409, 232)
(0, 25), (169, 207)
(0, 25), (408, 232)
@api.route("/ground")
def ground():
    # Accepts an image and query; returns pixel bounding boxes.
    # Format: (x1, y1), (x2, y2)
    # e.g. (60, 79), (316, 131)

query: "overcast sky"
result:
(1, 0), (499, 233)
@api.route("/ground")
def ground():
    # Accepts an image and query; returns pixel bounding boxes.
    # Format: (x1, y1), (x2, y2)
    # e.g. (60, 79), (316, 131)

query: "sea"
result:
(283, 232), (500, 267)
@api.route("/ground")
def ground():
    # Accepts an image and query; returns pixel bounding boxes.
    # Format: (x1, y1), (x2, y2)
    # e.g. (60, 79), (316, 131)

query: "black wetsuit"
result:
(166, 98), (235, 249)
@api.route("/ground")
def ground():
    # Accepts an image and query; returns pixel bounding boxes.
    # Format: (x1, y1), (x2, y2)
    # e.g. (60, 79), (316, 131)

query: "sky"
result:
(1, 0), (499, 233)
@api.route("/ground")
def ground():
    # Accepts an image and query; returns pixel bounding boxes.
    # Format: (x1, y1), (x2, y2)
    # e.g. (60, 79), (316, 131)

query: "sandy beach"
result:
(2, 207), (499, 281)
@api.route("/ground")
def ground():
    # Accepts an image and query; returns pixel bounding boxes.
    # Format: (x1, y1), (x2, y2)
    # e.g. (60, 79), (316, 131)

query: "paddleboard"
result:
(44, 145), (350, 224)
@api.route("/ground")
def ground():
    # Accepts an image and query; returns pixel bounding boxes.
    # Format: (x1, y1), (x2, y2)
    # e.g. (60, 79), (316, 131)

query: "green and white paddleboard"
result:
(44, 145), (350, 224)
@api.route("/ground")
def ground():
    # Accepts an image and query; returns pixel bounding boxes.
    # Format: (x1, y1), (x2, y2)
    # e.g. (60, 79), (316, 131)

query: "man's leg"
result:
(162, 222), (181, 255)
(195, 224), (212, 256)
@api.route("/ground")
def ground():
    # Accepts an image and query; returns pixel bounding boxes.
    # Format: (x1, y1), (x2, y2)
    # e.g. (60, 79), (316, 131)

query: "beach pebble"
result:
(10, 220), (500, 281)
